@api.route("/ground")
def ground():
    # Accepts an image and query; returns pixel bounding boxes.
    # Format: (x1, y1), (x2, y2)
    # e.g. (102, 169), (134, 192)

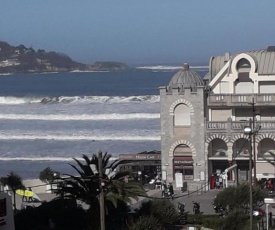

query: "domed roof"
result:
(168, 63), (204, 91)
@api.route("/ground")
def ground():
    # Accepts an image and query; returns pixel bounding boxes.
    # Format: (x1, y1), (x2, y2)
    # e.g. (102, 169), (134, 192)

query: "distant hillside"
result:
(0, 41), (129, 73)
(90, 61), (129, 71)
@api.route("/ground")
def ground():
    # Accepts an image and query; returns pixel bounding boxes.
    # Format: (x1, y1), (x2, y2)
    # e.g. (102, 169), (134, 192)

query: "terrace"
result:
(206, 120), (275, 133)
(208, 94), (275, 107)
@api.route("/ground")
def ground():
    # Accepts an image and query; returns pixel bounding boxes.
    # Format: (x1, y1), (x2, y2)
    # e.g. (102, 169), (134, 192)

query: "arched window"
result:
(234, 58), (253, 94)
(174, 104), (190, 126)
(208, 139), (228, 157)
(258, 138), (275, 159)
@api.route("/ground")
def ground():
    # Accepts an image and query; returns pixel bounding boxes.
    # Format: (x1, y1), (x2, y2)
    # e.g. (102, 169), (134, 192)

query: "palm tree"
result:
(0, 171), (24, 211)
(56, 152), (146, 228)
(39, 166), (60, 192)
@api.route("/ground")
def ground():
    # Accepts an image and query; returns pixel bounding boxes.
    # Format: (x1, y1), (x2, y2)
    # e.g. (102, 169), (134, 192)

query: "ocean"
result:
(0, 66), (208, 179)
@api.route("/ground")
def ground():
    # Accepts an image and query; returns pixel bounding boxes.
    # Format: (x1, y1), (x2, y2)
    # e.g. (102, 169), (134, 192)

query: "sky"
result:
(1, 1), (275, 66)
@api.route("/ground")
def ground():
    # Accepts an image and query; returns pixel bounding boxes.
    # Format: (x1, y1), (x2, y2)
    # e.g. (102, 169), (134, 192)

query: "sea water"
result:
(0, 67), (208, 179)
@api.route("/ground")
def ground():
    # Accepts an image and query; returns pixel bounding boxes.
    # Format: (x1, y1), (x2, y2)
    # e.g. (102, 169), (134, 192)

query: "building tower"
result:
(159, 63), (207, 190)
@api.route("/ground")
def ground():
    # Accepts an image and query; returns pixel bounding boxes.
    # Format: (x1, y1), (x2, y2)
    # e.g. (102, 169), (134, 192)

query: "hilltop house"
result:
(160, 46), (275, 190)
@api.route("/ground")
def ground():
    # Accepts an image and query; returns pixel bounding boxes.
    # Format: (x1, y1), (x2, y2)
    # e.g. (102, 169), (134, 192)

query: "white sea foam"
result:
(0, 95), (160, 104)
(0, 113), (160, 120)
(0, 156), (119, 161)
(0, 73), (13, 76)
(136, 65), (182, 70)
(0, 134), (160, 141)
(136, 65), (208, 70)
(0, 96), (42, 104)
(70, 70), (110, 73)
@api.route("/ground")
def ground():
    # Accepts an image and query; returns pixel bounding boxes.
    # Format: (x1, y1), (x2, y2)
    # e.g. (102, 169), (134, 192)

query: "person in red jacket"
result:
(210, 174), (215, 189)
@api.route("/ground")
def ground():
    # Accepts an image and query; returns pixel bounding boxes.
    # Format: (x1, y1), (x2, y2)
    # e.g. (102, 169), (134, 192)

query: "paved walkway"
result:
(12, 184), (219, 216)
(173, 189), (219, 215)
(132, 188), (219, 215)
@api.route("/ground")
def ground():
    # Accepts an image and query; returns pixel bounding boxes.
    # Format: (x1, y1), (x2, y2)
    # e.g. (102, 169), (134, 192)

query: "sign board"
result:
(173, 156), (193, 165)
(119, 154), (161, 160)
(0, 193), (15, 230)
(162, 170), (167, 181)
(175, 173), (183, 188)
(200, 171), (205, 181)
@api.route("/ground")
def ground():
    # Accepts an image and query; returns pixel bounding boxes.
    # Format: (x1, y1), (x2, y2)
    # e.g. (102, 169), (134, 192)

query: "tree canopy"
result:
(0, 171), (24, 210)
(213, 183), (268, 229)
(39, 166), (60, 184)
(55, 152), (146, 229)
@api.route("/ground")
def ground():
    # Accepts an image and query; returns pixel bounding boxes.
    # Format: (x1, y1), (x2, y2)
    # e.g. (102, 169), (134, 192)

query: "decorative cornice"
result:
(169, 99), (194, 115)
(256, 133), (275, 143)
(230, 134), (248, 143)
(205, 134), (229, 144)
(169, 139), (196, 156)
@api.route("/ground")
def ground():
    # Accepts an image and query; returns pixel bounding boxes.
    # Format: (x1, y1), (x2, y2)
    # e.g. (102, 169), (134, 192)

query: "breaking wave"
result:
(136, 65), (209, 70)
(0, 134), (160, 141)
(0, 95), (160, 104)
(0, 113), (160, 120)
(0, 156), (118, 161)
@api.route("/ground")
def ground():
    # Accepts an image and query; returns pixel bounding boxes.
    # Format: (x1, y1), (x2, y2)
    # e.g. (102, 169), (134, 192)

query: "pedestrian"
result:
(168, 182), (174, 199)
(210, 174), (215, 190)
(268, 180), (274, 193)
(215, 176), (220, 189)
(28, 187), (33, 202)
(219, 174), (223, 188)
(221, 172), (227, 188)
(162, 181), (168, 197)
(155, 175), (162, 190)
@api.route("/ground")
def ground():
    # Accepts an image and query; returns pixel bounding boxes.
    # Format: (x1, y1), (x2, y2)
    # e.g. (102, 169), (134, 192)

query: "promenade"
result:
(13, 179), (218, 215)
(132, 187), (219, 215)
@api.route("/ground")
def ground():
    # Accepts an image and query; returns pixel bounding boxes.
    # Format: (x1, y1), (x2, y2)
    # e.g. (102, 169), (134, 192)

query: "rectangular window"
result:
(259, 81), (275, 93)
(211, 109), (231, 121)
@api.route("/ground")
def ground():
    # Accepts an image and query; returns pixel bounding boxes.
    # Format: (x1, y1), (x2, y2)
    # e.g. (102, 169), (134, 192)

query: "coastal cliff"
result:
(0, 41), (129, 74)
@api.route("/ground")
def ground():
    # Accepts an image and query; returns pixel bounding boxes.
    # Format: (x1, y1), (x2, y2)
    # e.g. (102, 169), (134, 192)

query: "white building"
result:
(160, 46), (275, 190)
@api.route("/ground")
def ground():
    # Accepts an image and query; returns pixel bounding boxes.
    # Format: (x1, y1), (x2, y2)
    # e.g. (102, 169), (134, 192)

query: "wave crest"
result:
(0, 156), (119, 161)
(0, 113), (160, 120)
(0, 95), (160, 104)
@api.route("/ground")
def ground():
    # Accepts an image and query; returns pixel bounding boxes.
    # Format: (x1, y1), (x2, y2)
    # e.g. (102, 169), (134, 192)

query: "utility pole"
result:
(98, 152), (105, 230)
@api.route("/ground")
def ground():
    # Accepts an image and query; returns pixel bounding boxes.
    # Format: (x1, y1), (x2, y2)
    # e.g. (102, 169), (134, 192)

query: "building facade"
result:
(160, 47), (275, 190)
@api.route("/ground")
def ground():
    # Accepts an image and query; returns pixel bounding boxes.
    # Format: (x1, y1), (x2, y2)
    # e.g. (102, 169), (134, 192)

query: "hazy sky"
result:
(1, 1), (275, 66)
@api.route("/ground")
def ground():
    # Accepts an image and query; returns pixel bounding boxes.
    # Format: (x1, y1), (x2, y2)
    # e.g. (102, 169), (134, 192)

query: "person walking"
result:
(28, 187), (33, 202)
(168, 182), (174, 200)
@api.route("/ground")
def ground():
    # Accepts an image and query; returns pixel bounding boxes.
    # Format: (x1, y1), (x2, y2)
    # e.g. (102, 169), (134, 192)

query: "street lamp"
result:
(243, 125), (253, 230)
(243, 122), (262, 230)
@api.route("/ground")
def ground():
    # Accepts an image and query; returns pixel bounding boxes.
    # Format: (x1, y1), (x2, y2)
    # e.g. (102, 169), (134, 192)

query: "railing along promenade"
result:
(208, 93), (275, 105)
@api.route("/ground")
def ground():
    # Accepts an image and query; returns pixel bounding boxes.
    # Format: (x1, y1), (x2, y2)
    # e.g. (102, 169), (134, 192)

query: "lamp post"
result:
(264, 198), (275, 230)
(244, 125), (253, 230)
(244, 119), (262, 229)
(251, 98), (257, 186)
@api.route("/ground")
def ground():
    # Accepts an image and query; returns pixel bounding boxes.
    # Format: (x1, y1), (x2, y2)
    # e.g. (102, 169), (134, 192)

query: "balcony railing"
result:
(206, 120), (275, 131)
(208, 94), (275, 105)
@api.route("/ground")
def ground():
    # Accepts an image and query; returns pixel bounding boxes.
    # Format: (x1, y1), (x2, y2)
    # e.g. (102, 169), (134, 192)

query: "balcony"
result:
(208, 94), (275, 107)
(206, 120), (275, 133)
